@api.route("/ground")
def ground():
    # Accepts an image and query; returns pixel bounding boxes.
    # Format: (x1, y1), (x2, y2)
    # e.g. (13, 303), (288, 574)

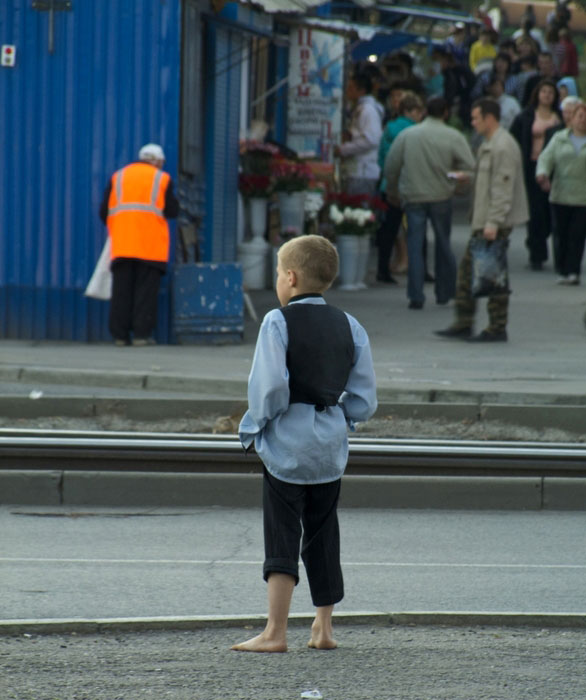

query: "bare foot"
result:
(231, 632), (287, 653)
(308, 621), (337, 650)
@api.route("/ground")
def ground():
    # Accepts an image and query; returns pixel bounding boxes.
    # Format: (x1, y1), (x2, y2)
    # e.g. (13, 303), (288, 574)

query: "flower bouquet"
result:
(271, 159), (312, 194)
(239, 140), (279, 176)
(328, 204), (378, 236)
(239, 140), (279, 200)
(238, 173), (272, 199)
(327, 193), (386, 290)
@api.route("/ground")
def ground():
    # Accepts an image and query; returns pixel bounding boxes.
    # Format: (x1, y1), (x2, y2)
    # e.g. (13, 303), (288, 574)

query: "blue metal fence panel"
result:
(0, 1), (181, 341)
(172, 262), (243, 344)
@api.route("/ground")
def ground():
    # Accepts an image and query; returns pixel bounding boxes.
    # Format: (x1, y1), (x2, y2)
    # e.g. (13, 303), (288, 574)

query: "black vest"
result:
(280, 298), (354, 409)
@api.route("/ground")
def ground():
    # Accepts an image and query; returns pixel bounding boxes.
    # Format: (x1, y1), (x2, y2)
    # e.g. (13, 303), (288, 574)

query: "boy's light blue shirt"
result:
(239, 296), (377, 485)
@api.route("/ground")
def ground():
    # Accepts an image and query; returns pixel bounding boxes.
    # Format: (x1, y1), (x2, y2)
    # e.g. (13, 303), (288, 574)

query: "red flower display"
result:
(327, 192), (388, 212)
(238, 174), (272, 198)
(271, 159), (313, 193)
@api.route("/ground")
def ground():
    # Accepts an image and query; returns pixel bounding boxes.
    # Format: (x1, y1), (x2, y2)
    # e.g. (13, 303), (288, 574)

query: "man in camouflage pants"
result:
(435, 98), (529, 342)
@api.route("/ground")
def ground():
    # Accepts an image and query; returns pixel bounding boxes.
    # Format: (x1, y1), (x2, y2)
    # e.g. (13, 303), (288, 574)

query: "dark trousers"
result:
(377, 201), (403, 278)
(454, 229), (511, 333)
(525, 161), (552, 266)
(109, 259), (163, 342)
(262, 468), (343, 608)
(551, 203), (586, 277)
(405, 199), (456, 304)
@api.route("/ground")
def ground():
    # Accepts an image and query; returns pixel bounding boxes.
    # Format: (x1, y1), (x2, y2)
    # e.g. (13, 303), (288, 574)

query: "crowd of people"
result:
(334, 4), (584, 341)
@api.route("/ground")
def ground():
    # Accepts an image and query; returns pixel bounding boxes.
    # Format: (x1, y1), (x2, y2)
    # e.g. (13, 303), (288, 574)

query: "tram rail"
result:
(1, 429), (585, 478)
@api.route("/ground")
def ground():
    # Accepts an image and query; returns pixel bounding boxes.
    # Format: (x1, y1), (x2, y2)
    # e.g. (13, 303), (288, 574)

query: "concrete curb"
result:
(2, 471), (586, 509)
(2, 611), (585, 636)
(4, 470), (586, 509)
(3, 365), (586, 406)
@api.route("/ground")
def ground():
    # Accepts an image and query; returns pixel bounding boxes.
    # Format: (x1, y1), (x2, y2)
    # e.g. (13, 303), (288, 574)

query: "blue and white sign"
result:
(286, 27), (344, 160)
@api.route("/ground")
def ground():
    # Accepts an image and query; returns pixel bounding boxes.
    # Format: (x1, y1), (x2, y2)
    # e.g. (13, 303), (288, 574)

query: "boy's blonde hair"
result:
(278, 235), (339, 291)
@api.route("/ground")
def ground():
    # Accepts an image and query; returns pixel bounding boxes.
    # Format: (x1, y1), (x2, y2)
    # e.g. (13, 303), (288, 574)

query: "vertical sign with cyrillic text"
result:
(286, 28), (344, 160)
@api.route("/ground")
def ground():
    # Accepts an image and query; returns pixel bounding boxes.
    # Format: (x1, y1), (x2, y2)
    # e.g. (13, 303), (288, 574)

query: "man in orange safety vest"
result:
(99, 143), (179, 346)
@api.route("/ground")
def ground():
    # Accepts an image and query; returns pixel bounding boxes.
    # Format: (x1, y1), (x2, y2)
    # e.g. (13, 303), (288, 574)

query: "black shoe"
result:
(424, 272), (435, 283)
(408, 300), (424, 310)
(436, 298), (451, 306)
(434, 326), (472, 339)
(468, 329), (508, 343)
(377, 273), (398, 284)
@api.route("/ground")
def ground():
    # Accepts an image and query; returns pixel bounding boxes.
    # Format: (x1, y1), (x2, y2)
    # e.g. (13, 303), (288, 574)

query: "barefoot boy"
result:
(232, 235), (377, 653)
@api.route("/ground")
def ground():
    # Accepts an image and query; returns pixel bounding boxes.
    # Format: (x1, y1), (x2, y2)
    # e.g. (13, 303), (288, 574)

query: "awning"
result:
(283, 15), (426, 58)
(299, 16), (398, 40)
(376, 3), (482, 26)
(237, 0), (376, 13)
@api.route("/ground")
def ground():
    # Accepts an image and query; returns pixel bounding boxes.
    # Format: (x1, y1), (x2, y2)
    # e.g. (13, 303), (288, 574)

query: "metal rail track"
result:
(1, 429), (586, 478)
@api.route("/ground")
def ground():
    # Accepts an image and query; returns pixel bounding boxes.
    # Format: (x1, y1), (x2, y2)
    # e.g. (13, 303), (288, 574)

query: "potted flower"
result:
(238, 141), (278, 290)
(272, 159), (313, 237)
(328, 198), (380, 290)
(304, 189), (325, 236)
(238, 173), (272, 201)
(239, 140), (279, 238)
(239, 140), (279, 179)
(271, 159), (312, 194)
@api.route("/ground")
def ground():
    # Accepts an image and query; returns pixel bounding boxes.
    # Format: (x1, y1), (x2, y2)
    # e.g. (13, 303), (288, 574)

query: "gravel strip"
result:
(0, 414), (584, 443)
(2, 625), (585, 700)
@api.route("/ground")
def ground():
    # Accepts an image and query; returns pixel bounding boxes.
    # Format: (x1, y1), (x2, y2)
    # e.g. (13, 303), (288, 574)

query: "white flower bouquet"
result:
(328, 204), (377, 236)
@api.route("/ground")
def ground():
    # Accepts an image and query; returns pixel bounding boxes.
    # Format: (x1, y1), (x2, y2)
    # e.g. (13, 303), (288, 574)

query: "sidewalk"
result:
(3, 623), (585, 700)
(0, 219), (585, 404)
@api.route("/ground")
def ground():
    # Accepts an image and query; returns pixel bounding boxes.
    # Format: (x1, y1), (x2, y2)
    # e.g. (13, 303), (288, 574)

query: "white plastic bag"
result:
(84, 238), (112, 300)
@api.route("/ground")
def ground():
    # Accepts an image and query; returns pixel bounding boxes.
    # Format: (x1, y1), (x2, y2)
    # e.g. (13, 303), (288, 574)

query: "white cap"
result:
(138, 143), (165, 162)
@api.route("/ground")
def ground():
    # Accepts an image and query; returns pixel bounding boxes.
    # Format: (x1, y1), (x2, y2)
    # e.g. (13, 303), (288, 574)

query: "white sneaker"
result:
(568, 274), (580, 285)
(557, 276), (570, 285)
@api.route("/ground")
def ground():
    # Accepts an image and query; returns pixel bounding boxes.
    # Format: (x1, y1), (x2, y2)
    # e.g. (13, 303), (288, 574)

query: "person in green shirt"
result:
(376, 93), (424, 283)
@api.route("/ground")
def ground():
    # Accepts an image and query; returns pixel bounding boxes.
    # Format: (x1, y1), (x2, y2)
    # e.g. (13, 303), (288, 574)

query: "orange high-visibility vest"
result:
(107, 162), (171, 263)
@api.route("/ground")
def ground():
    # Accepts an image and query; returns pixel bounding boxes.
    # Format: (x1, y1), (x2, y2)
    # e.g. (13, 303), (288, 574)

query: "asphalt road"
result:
(2, 625), (585, 700)
(2, 506), (585, 621)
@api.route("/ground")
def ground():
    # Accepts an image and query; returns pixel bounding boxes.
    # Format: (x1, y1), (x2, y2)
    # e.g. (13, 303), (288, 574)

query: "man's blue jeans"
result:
(404, 200), (456, 305)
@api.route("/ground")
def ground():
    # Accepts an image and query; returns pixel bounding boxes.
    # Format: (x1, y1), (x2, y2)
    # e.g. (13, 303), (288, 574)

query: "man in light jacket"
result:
(335, 71), (383, 196)
(384, 96), (475, 309)
(435, 98), (529, 343)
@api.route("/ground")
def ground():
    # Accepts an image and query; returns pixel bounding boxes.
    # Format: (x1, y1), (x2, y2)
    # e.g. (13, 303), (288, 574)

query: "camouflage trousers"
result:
(454, 228), (512, 334)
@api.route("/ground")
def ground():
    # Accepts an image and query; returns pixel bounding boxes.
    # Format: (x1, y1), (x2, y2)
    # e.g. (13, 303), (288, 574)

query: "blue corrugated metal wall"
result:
(0, 1), (181, 341)
(203, 20), (242, 263)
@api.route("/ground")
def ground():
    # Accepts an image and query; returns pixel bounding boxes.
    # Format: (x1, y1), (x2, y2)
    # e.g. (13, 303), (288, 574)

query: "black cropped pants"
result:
(262, 468), (344, 608)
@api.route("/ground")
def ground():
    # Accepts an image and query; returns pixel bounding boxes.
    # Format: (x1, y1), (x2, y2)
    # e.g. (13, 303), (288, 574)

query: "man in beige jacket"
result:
(435, 98), (529, 342)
